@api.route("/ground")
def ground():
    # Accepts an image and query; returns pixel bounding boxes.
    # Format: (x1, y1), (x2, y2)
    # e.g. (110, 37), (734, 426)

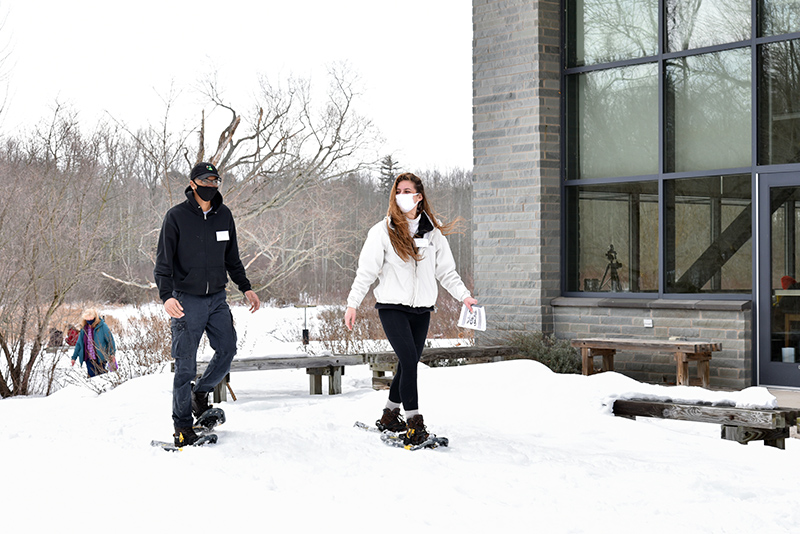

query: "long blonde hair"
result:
(79, 308), (100, 329)
(387, 173), (463, 262)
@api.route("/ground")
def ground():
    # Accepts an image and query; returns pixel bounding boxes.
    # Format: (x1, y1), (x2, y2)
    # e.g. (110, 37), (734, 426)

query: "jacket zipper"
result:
(412, 259), (419, 306)
(204, 210), (210, 294)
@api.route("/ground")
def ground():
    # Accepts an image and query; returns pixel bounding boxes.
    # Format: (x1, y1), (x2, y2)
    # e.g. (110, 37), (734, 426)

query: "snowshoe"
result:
(194, 407), (226, 432)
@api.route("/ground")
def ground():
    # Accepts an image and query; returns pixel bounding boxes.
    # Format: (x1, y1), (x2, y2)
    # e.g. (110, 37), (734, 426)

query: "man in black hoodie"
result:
(155, 162), (260, 446)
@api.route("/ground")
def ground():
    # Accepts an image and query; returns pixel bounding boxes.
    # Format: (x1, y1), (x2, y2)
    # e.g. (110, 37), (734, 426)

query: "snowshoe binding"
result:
(404, 414), (430, 446)
(191, 383), (213, 419)
(376, 408), (407, 432)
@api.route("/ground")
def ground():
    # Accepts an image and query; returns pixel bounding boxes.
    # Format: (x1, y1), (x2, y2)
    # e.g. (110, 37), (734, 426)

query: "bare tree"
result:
(0, 108), (116, 397)
(199, 65), (380, 222)
(99, 66), (381, 303)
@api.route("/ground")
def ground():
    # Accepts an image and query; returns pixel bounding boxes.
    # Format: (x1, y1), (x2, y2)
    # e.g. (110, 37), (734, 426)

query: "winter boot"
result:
(376, 407), (407, 432)
(191, 383), (212, 419)
(173, 426), (201, 447)
(404, 414), (429, 446)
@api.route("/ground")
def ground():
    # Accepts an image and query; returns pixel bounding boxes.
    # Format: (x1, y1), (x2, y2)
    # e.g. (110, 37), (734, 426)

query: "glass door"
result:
(758, 172), (800, 387)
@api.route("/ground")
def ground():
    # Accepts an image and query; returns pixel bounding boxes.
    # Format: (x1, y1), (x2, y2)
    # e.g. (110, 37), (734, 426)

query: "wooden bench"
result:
(192, 345), (519, 401)
(195, 355), (365, 402)
(570, 338), (722, 387)
(613, 399), (800, 449)
(363, 345), (520, 389)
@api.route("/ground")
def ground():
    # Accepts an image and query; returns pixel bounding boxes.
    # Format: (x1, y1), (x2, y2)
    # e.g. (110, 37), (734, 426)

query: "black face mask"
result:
(194, 183), (218, 202)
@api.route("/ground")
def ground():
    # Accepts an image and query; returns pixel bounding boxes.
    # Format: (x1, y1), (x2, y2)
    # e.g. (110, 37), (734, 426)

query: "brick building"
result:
(472, 0), (800, 389)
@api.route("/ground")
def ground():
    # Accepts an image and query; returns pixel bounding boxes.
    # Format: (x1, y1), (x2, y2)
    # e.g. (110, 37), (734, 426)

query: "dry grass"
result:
(315, 293), (472, 355)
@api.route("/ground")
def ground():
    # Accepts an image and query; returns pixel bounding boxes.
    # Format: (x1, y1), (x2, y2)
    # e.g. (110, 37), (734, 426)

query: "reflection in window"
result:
(770, 187), (800, 290)
(761, 0), (800, 37)
(770, 187), (800, 362)
(565, 182), (658, 293)
(666, 0), (750, 52)
(566, 0), (657, 66)
(758, 40), (800, 165)
(666, 48), (751, 173)
(566, 64), (658, 180)
(665, 175), (752, 293)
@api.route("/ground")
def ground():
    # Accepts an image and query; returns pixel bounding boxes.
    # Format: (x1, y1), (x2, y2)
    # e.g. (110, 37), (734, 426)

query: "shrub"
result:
(508, 331), (581, 374)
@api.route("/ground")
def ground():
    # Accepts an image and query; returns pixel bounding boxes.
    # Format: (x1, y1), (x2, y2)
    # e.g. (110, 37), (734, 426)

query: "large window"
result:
(566, 64), (659, 179)
(566, 182), (659, 293)
(566, 0), (657, 67)
(666, 0), (750, 52)
(665, 49), (751, 172)
(761, 0), (800, 36)
(758, 38), (800, 165)
(665, 175), (752, 293)
(564, 0), (800, 296)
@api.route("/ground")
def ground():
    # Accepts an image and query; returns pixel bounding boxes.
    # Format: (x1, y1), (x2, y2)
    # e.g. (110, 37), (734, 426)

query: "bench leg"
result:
(328, 366), (343, 395)
(676, 352), (712, 387)
(765, 437), (786, 449)
(676, 353), (690, 386)
(370, 362), (397, 390)
(581, 348), (593, 375)
(309, 374), (323, 395)
(307, 366), (345, 395)
(697, 358), (710, 388)
(722, 424), (789, 449)
(599, 350), (615, 372)
(582, 348), (615, 375)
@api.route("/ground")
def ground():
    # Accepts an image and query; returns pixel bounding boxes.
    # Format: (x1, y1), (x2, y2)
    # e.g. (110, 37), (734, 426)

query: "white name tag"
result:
(216, 231), (230, 241)
(414, 238), (430, 248)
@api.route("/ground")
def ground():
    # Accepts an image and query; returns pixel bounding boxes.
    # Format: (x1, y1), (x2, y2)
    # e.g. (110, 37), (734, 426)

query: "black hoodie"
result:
(154, 186), (252, 302)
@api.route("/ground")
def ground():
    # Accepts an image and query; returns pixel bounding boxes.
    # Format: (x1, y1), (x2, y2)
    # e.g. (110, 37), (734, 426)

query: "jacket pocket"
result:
(178, 268), (203, 290)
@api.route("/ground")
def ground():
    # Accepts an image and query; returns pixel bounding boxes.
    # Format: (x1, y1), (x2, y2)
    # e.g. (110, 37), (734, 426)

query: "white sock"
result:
(385, 401), (401, 411)
(405, 409), (420, 419)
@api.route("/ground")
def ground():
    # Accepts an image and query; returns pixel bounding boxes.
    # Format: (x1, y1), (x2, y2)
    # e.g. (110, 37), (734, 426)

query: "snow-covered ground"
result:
(3, 304), (800, 533)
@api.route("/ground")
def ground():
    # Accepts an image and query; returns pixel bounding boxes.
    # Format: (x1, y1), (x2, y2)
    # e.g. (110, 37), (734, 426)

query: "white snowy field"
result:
(3, 305), (800, 533)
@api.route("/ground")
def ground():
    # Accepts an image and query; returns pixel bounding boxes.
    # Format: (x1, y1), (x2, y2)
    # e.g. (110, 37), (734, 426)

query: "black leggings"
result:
(378, 308), (431, 412)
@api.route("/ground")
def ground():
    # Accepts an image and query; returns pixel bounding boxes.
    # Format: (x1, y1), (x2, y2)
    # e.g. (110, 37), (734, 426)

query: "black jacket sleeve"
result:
(225, 216), (252, 294)
(154, 212), (178, 302)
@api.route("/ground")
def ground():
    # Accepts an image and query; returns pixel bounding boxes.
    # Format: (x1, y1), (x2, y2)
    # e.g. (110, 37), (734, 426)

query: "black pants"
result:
(170, 290), (237, 429)
(378, 308), (431, 412)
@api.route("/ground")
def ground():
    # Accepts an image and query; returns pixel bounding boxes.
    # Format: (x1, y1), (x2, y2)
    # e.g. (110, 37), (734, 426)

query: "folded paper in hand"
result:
(457, 304), (486, 331)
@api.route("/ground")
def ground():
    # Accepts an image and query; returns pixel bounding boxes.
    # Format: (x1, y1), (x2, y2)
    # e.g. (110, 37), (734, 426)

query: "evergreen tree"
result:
(378, 154), (400, 193)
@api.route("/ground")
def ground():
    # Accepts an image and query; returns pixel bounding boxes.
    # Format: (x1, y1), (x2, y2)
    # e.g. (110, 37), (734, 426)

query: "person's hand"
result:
(245, 290), (261, 313)
(463, 297), (478, 313)
(71, 359), (75, 366)
(344, 307), (357, 331)
(164, 297), (184, 318)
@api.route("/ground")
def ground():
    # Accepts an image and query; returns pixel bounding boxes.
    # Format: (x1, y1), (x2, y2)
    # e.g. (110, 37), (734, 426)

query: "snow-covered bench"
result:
(612, 399), (800, 449)
(195, 355), (366, 401)
(193, 346), (520, 400)
(363, 345), (519, 389)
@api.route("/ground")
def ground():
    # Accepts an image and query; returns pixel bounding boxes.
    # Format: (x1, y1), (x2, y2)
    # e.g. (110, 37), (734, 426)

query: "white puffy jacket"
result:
(346, 215), (471, 309)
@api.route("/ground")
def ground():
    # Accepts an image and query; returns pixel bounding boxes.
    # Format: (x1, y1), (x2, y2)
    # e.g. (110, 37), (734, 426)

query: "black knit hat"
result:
(190, 162), (220, 181)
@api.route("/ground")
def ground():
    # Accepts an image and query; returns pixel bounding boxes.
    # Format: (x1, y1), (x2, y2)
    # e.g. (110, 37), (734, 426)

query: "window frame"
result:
(560, 0), (800, 300)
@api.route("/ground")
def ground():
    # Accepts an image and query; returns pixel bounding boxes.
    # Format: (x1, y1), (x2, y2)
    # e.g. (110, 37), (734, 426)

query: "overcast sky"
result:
(0, 0), (472, 171)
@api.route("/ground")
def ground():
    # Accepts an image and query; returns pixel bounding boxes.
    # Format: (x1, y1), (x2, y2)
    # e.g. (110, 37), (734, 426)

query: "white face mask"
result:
(396, 193), (420, 214)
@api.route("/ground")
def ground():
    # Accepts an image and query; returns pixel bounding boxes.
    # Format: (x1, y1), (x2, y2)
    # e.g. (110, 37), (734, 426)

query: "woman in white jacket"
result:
(344, 173), (477, 445)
